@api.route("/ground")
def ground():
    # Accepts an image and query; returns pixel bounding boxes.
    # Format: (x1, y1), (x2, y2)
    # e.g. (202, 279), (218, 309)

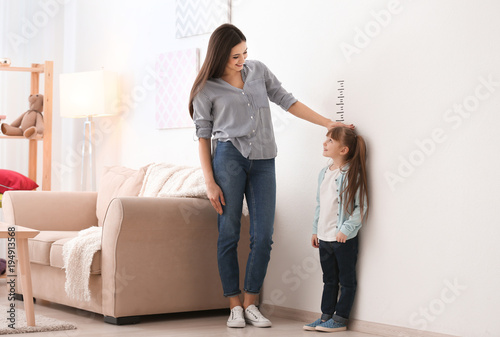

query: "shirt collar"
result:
(241, 63), (249, 82)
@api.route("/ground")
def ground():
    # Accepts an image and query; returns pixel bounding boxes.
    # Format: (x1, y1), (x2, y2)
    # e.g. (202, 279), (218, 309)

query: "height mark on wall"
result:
(336, 80), (345, 122)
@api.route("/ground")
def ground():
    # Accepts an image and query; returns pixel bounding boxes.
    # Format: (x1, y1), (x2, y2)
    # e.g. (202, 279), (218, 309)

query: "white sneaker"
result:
(227, 306), (245, 328)
(244, 304), (272, 327)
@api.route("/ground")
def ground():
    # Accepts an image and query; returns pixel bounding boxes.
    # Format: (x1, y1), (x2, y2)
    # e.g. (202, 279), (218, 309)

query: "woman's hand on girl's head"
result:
(333, 121), (355, 130)
(325, 120), (355, 130)
(207, 182), (225, 215)
(340, 122), (355, 129)
(311, 234), (319, 248)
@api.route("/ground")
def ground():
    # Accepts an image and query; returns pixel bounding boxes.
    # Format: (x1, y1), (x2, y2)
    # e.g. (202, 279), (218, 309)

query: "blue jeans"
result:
(212, 141), (276, 297)
(319, 236), (359, 324)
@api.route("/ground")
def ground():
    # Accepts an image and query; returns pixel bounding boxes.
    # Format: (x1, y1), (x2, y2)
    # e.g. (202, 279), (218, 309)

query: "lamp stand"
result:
(81, 116), (96, 191)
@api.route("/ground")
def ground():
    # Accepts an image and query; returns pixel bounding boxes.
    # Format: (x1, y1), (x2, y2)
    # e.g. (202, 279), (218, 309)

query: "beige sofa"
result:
(2, 166), (251, 325)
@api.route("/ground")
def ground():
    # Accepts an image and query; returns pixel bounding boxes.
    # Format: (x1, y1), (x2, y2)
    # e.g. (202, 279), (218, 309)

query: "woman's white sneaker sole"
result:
(227, 321), (246, 328)
(245, 319), (272, 328)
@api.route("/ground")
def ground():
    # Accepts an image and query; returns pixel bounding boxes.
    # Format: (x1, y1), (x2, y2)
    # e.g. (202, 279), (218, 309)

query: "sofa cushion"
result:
(50, 237), (101, 274)
(28, 231), (78, 265)
(96, 165), (149, 226)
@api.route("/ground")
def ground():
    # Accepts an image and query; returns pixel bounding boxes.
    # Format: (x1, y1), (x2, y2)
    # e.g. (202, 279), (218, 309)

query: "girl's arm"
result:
(311, 234), (319, 248)
(199, 138), (225, 215)
(288, 101), (354, 130)
(338, 190), (366, 239)
(312, 168), (326, 248)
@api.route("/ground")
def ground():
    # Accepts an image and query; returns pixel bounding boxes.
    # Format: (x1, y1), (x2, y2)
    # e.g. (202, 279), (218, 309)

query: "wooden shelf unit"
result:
(0, 61), (53, 191)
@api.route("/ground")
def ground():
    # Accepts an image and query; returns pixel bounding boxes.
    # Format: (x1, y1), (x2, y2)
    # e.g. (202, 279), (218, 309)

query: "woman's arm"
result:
(199, 138), (225, 215)
(288, 101), (354, 130)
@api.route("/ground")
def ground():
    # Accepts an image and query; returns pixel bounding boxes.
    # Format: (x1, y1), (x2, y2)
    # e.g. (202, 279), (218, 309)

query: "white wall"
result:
(1, 1), (499, 336)
(248, 1), (500, 337)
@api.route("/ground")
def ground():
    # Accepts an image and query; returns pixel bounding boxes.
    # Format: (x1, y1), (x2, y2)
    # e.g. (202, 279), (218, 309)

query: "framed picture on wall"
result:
(155, 48), (199, 129)
(175, 0), (230, 38)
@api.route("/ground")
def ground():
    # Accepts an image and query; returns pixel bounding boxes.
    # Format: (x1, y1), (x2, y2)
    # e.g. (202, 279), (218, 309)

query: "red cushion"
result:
(0, 169), (38, 193)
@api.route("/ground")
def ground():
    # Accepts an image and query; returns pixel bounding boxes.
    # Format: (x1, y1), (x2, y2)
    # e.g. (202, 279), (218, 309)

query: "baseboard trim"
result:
(268, 305), (458, 337)
(264, 304), (319, 323)
(348, 319), (458, 337)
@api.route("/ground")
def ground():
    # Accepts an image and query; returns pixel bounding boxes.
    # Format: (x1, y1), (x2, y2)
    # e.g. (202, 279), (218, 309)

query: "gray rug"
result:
(0, 304), (77, 334)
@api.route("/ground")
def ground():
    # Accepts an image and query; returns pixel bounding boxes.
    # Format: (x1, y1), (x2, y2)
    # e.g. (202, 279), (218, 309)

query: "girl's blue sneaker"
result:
(303, 318), (323, 331)
(315, 318), (347, 332)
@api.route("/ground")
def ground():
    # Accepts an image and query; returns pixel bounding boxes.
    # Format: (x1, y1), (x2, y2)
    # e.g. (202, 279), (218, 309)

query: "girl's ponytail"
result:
(347, 134), (368, 223)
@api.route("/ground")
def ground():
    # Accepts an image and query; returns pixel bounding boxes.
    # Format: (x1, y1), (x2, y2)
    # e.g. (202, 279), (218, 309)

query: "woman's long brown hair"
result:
(188, 24), (246, 118)
(328, 127), (369, 223)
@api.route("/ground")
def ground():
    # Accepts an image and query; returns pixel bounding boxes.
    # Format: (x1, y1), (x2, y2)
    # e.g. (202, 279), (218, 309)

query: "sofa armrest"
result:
(100, 196), (249, 317)
(2, 191), (98, 231)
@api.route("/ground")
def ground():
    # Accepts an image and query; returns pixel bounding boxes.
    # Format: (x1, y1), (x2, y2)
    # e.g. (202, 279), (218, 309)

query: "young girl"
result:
(304, 126), (369, 332)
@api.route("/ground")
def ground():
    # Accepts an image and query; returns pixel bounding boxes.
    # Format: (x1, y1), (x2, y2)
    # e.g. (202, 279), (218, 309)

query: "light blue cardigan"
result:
(312, 165), (366, 240)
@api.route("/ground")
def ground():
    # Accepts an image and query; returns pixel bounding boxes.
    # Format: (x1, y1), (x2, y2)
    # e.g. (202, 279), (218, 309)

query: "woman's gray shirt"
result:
(192, 60), (297, 159)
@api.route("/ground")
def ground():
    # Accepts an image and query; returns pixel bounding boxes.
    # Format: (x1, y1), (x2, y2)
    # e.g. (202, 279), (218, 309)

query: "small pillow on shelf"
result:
(0, 169), (38, 194)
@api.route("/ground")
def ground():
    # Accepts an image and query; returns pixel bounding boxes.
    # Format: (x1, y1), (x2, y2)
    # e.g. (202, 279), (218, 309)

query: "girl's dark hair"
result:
(188, 24), (246, 118)
(327, 127), (369, 223)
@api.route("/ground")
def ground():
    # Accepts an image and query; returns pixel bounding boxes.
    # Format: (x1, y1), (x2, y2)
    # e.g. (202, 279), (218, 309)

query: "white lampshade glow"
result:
(60, 70), (118, 118)
(59, 70), (118, 191)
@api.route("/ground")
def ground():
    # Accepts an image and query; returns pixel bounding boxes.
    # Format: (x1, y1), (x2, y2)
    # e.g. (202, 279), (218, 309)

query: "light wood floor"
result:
(0, 278), (380, 337)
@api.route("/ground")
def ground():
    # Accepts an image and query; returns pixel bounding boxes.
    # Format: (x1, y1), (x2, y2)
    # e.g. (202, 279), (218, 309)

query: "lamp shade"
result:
(60, 70), (118, 118)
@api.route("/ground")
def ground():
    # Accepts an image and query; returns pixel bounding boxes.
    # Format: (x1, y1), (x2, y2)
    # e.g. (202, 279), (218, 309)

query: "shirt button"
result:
(248, 103), (250, 106)
(242, 92), (245, 95)
(249, 142), (252, 145)
(251, 116), (254, 119)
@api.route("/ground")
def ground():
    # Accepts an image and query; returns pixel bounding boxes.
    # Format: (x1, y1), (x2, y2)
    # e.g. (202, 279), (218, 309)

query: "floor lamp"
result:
(60, 70), (118, 191)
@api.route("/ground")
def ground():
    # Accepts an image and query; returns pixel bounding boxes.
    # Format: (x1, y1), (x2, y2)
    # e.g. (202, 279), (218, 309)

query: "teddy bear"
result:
(1, 94), (44, 139)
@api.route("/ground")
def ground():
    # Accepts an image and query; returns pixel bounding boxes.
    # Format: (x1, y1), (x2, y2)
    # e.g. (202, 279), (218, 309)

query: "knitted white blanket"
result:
(139, 163), (249, 216)
(139, 163), (206, 198)
(62, 226), (102, 302)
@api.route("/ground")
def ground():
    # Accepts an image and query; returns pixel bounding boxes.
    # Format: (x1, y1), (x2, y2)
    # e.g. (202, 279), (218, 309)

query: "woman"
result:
(189, 23), (353, 328)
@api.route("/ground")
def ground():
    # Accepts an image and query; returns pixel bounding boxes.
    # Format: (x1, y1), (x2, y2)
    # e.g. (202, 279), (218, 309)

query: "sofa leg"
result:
(104, 315), (140, 325)
(14, 293), (36, 303)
